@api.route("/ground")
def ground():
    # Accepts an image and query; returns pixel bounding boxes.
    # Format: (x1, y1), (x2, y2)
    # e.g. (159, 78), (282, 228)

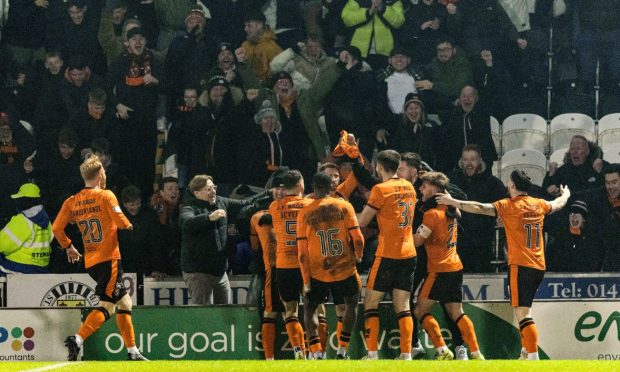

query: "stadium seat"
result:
(502, 114), (548, 154)
(500, 149), (547, 187)
(490, 116), (501, 156)
(597, 113), (620, 149)
(491, 160), (500, 179)
(602, 143), (620, 164)
(549, 113), (595, 153)
(19, 120), (34, 135)
(549, 148), (568, 166)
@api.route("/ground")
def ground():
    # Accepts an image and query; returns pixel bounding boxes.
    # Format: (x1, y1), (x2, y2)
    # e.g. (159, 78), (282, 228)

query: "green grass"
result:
(3, 360), (620, 372)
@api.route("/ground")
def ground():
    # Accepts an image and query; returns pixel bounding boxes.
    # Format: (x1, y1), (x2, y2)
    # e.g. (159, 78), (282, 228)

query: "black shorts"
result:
(276, 268), (303, 302)
(508, 265), (545, 307)
(87, 259), (127, 303)
(306, 274), (361, 307)
(366, 256), (417, 293)
(263, 267), (284, 313)
(418, 270), (463, 303)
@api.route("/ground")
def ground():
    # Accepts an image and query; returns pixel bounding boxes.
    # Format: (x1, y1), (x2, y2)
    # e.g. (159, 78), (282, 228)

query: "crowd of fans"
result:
(1, 0), (619, 278)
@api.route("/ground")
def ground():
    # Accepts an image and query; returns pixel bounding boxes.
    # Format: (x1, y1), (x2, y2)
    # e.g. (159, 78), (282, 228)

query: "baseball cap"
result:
(126, 27), (145, 40)
(206, 75), (229, 91)
(11, 183), (41, 199)
(185, 6), (207, 23)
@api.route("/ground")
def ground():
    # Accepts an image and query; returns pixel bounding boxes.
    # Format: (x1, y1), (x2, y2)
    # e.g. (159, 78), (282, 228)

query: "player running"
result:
(412, 172), (484, 361)
(437, 170), (570, 360)
(52, 156), (147, 361)
(297, 172), (365, 360)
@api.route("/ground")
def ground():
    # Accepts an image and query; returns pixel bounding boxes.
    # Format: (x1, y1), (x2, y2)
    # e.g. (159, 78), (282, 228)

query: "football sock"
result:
(285, 316), (304, 349)
(116, 310), (136, 349)
(77, 307), (109, 342)
(411, 312), (420, 348)
(397, 311), (413, 353)
(261, 318), (276, 360)
(338, 331), (351, 350)
(421, 313), (446, 348)
(520, 318), (539, 354)
(74, 335), (84, 348)
(308, 335), (322, 354)
(336, 316), (343, 343)
(318, 316), (328, 353)
(364, 309), (380, 352)
(456, 314), (480, 353)
(297, 322), (306, 352)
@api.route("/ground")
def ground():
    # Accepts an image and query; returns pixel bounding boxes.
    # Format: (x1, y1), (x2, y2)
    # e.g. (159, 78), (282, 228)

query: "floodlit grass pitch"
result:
(4, 360), (620, 372)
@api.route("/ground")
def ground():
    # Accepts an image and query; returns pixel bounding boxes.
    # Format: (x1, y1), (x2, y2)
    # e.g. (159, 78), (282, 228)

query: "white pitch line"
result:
(22, 362), (80, 372)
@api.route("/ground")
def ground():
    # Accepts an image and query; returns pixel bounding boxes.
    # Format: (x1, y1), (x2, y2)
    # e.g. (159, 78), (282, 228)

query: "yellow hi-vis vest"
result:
(0, 213), (53, 267)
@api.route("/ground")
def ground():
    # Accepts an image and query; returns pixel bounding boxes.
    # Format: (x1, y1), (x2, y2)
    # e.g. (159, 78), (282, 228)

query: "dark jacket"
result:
(542, 161), (604, 197)
(179, 192), (251, 275)
(448, 164), (507, 245)
(571, 187), (620, 272)
(118, 206), (161, 274)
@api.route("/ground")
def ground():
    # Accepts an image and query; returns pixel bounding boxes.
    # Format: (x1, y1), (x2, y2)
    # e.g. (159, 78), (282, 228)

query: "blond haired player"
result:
(437, 170), (570, 360)
(52, 156), (147, 361)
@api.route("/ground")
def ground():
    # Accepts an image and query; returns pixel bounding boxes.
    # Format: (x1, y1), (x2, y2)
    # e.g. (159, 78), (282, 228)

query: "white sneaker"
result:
(412, 344), (426, 359)
(294, 348), (306, 360)
(518, 349), (528, 360)
(455, 345), (469, 360)
(361, 355), (379, 360)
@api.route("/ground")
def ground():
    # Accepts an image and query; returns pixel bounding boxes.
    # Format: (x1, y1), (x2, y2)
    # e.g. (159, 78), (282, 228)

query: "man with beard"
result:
(448, 145), (506, 273)
(108, 27), (164, 199)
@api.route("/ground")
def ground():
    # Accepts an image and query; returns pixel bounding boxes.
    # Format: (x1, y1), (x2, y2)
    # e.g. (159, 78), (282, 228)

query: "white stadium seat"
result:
(502, 114), (548, 154)
(490, 116), (501, 156)
(501, 149), (547, 187)
(598, 113), (620, 149)
(549, 148), (568, 166)
(602, 143), (620, 164)
(549, 113), (595, 153)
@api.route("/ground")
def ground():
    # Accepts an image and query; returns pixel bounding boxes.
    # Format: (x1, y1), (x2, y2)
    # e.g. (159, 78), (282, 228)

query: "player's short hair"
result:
(121, 185), (142, 203)
(188, 174), (213, 194)
(318, 162), (338, 172)
(80, 155), (103, 181)
(419, 171), (449, 192)
(510, 170), (532, 192)
(377, 150), (401, 173)
(282, 170), (303, 191)
(400, 152), (421, 170)
(462, 144), (482, 156)
(603, 163), (620, 178)
(158, 176), (178, 190)
(89, 88), (107, 105)
(312, 172), (332, 196)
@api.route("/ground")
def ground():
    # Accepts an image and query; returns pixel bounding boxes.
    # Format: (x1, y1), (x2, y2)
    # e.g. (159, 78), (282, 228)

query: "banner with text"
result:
(83, 301), (620, 360)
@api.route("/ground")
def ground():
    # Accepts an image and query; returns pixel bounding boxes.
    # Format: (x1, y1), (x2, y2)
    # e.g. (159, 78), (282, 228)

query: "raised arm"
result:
(548, 185), (571, 213)
(356, 205), (377, 227)
(435, 192), (496, 217)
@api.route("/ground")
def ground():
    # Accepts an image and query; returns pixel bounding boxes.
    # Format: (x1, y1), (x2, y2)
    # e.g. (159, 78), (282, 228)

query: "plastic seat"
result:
(548, 148), (568, 166)
(549, 113), (595, 153)
(502, 114), (548, 154)
(598, 113), (620, 148)
(490, 116), (501, 156)
(602, 143), (620, 164)
(500, 149), (547, 187)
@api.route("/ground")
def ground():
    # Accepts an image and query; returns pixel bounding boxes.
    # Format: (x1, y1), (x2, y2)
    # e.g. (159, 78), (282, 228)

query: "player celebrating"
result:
(412, 172), (484, 360)
(249, 174), (288, 360)
(268, 170), (313, 359)
(437, 170), (570, 360)
(52, 156), (147, 361)
(357, 150), (417, 360)
(297, 172), (365, 360)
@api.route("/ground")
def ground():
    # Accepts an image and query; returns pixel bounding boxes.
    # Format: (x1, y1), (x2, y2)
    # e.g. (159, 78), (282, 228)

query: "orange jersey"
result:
(367, 178), (417, 259)
(52, 188), (132, 268)
(297, 197), (362, 282)
(420, 205), (463, 273)
(335, 172), (358, 201)
(269, 195), (312, 269)
(250, 210), (277, 269)
(493, 195), (551, 270)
